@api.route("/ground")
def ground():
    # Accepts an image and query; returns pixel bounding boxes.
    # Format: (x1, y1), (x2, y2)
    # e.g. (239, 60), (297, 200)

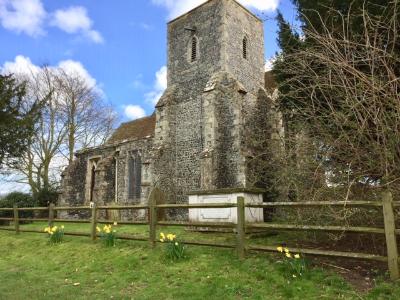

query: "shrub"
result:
(97, 223), (117, 247)
(0, 192), (36, 224)
(44, 225), (65, 244)
(36, 188), (59, 207)
(160, 232), (185, 261)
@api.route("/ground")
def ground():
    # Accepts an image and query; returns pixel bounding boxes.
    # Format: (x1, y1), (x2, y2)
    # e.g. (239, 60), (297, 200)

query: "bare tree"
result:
(6, 66), (117, 196)
(55, 69), (116, 164)
(272, 1), (400, 202)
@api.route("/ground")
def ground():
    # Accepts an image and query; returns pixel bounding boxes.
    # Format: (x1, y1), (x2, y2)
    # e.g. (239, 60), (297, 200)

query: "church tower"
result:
(153, 0), (268, 204)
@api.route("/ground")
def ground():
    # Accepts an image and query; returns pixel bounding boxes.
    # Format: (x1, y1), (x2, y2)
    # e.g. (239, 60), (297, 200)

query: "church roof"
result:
(107, 114), (156, 144)
(264, 71), (277, 91)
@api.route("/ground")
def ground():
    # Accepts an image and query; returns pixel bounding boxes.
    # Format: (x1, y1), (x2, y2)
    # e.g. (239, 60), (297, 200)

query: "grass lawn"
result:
(0, 222), (399, 299)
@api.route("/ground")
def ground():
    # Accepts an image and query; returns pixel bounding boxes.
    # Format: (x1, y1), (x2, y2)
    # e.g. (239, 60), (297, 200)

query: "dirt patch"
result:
(275, 233), (390, 292)
(310, 256), (387, 292)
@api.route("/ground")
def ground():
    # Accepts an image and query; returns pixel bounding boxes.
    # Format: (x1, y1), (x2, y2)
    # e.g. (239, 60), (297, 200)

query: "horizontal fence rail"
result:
(0, 188), (399, 280)
(246, 223), (386, 234)
(247, 201), (388, 207)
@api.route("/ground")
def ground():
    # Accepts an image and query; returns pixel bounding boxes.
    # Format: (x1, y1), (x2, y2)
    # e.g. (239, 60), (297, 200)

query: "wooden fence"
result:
(0, 189), (399, 280)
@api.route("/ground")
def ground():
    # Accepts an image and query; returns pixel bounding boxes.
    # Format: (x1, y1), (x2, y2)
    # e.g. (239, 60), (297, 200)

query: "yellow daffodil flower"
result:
(61, 225), (65, 229)
(166, 234), (175, 241)
(160, 232), (165, 239)
(96, 226), (101, 232)
(285, 253), (292, 258)
(160, 238), (165, 242)
(284, 248), (290, 253)
(113, 222), (118, 226)
(175, 242), (178, 246)
(294, 254), (300, 259)
(277, 246), (283, 253)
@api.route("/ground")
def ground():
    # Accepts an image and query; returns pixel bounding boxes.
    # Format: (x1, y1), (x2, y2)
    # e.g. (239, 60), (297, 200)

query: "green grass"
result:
(0, 223), (399, 300)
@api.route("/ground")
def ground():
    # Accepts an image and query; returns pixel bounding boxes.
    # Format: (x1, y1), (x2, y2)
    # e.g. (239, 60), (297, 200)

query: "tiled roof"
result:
(107, 114), (156, 144)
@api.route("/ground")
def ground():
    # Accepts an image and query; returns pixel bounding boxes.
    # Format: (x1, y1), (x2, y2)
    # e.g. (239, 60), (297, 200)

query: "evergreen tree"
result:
(0, 74), (40, 169)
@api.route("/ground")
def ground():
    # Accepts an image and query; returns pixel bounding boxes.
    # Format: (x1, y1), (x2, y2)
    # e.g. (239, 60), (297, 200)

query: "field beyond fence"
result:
(1, 188), (399, 280)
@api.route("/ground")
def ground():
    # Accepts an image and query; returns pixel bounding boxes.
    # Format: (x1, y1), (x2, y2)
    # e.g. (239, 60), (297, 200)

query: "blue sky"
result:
(0, 0), (298, 122)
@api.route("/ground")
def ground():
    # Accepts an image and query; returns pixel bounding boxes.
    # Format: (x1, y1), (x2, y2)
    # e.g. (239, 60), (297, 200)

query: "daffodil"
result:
(113, 222), (118, 226)
(160, 232), (165, 239)
(61, 225), (65, 230)
(277, 246), (283, 253)
(96, 226), (101, 232)
(284, 248), (290, 253)
(166, 234), (175, 241)
(175, 242), (178, 246)
(285, 253), (292, 258)
(160, 238), (165, 242)
(294, 254), (300, 259)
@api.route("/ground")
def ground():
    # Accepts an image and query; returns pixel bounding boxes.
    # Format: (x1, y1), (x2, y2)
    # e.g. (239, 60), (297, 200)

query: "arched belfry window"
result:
(190, 36), (198, 62)
(243, 37), (248, 59)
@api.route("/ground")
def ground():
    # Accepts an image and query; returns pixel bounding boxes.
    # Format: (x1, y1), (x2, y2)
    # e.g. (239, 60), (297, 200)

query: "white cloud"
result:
(50, 6), (104, 43)
(140, 23), (153, 31)
(151, 0), (279, 19)
(265, 56), (276, 71)
(1, 55), (102, 95)
(57, 60), (97, 88)
(241, 0), (279, 11)
(1, 55), (41, 75)
(0, 178), (30, 195)
(0, 1), (103, 43)
(124, 105), (146, 120)
(145, 65), (167, 105)
(0, 0), (46, 37)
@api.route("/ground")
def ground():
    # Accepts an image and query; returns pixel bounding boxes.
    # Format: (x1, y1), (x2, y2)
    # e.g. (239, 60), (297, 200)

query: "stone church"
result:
(59, 0), (279, 220)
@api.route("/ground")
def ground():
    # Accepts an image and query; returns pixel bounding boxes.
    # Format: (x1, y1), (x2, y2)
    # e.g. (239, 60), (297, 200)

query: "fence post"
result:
(236, 196), (246, 260)
(148, 188), (158, 248)
(382, 190), (399, 280)
(90, 203), (98, 241)
(13, 204), (19, 235)
(48, 203), (55, 228)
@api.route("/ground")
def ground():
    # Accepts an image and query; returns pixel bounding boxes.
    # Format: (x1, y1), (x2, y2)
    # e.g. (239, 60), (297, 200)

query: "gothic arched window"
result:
(243, 37), (248, 59)
(128, 151), (142, 200)
(191, 36), (198, 62)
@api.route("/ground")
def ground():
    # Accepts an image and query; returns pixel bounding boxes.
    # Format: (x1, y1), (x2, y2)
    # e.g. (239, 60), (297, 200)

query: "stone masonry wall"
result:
(59, 137), (153, 220)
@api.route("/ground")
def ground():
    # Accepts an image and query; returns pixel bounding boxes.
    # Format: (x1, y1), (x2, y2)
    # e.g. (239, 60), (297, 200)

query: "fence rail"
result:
(0, 188), (399, 280)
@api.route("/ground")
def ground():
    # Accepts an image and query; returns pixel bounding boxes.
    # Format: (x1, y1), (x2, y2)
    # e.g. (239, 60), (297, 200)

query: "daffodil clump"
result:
(160, 232), (185, 261)
(44, 225), (65, 244)
(277, 246), (306, 278)
(97, 223), (117, 247)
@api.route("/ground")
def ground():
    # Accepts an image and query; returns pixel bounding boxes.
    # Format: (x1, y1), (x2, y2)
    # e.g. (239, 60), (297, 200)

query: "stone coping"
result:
(187, 187), (266, 196)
